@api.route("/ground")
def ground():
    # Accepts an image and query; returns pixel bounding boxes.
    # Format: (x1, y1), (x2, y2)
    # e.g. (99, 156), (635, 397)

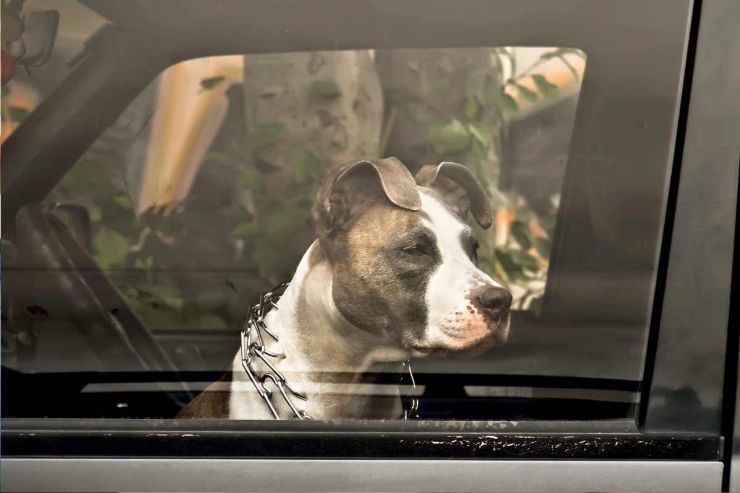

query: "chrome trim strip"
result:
(1, 458), (722, 492)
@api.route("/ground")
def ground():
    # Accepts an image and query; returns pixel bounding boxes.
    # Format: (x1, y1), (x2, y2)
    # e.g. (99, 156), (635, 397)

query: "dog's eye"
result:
(402, 242), (430, 256)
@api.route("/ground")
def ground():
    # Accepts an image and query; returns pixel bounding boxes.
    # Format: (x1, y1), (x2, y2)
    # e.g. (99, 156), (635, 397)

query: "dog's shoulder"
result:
(176, 372), (232, 419)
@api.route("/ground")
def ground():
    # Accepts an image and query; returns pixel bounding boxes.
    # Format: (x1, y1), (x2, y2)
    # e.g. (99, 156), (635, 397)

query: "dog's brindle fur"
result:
(178, 158), (511, 419)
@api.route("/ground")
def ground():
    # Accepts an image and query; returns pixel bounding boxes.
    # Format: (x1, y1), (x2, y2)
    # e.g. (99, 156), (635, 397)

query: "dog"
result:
(178, 157), (512, 419)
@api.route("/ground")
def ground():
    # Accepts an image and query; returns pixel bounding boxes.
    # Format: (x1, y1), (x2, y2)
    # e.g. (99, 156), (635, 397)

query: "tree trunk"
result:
(242, 50), (383, 185)
(375, 48), (502, 172)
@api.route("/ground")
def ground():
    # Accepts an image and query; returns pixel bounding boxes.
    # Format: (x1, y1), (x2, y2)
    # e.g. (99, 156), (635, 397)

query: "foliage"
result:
(49, 47), (584, 330)
(420, 47), (585, 309)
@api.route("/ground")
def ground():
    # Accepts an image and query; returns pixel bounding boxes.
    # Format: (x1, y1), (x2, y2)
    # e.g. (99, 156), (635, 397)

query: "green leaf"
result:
(510, 220), (532, 249)
(540, 49), (583, 81)
(479, 77), (500, 106)
(464, 97), (479, 119)
(481, 78), (519, 115)
(494, 249), (525, 280)
(113, 193), (133, 210)
(232, 221), (257, 238)
(510, 250), (540, 272)
(264, 208), (309, 244)
(246, 122), (284, 150)
(288, 148), (323, 184)
(497, 93), (519, 114)
(229, 135), (251, 159)
(466, 71), (487, 104)
(563, 48), (586, 59)
(252, 241), (286, 274)
(240, 165), (263, 189)
(515, 83), (539, 102)
(406, 59), (420, 72)
(200, 76), (226, 91)
(540, 47), (585, 60)
(309, 79), (342, 99)
(88, 204), (102, 223)
(428, 119), (470, 155)
(531, 74), (558, 98)
(94, 229), (130, 270)
(133, 255), (154, 270)
(467, 123), (492, 150)
(539, 50), (558, 60)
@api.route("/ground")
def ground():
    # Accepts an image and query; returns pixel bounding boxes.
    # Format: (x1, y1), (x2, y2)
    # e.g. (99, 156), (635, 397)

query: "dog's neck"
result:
(229, 241), (406, 420)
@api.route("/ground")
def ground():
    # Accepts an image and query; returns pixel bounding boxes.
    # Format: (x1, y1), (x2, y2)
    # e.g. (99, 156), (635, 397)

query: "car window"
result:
(3, 45), (611, 421)
(47, 47), (585, 332)
(2, 0), (691, 425)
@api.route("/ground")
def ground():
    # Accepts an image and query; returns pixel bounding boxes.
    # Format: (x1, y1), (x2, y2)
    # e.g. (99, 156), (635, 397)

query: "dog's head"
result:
(311, 157), (511, 358)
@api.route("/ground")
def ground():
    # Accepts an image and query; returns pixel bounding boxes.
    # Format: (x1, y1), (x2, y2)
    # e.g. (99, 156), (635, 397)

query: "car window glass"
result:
(48, 47), (585, 332)
(13, 41), (691, 423)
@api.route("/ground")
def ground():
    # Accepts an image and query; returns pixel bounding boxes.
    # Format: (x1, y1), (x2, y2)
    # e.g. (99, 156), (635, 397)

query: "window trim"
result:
(0, 458), (723, 493)
(1, 418), (721, 460)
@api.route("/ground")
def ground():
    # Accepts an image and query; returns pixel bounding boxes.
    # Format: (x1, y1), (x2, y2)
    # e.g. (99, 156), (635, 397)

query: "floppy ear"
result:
(312, 157), (421, 236)
(415, 161), (493, 229)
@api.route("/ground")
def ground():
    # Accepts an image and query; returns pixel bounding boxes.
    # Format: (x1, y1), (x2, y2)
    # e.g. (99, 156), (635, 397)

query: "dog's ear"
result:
(312, 157), (421, 235)
(415, 161), (493, 229)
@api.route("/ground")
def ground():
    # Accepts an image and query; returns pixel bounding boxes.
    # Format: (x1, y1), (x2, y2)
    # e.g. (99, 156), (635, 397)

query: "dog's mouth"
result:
(410, 341), (493, 360)
(410, 327), (507, 359)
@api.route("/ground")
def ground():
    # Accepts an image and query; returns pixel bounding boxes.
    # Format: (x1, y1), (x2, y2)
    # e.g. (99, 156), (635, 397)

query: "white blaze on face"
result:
(420, 191), (505, 350)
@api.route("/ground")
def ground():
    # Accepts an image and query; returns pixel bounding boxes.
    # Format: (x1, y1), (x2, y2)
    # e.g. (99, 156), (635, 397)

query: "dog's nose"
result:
(474, 286), (512, 316)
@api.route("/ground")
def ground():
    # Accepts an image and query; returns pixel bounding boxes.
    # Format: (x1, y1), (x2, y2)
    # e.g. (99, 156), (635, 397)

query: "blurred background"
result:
(2, 0), (585, 334)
